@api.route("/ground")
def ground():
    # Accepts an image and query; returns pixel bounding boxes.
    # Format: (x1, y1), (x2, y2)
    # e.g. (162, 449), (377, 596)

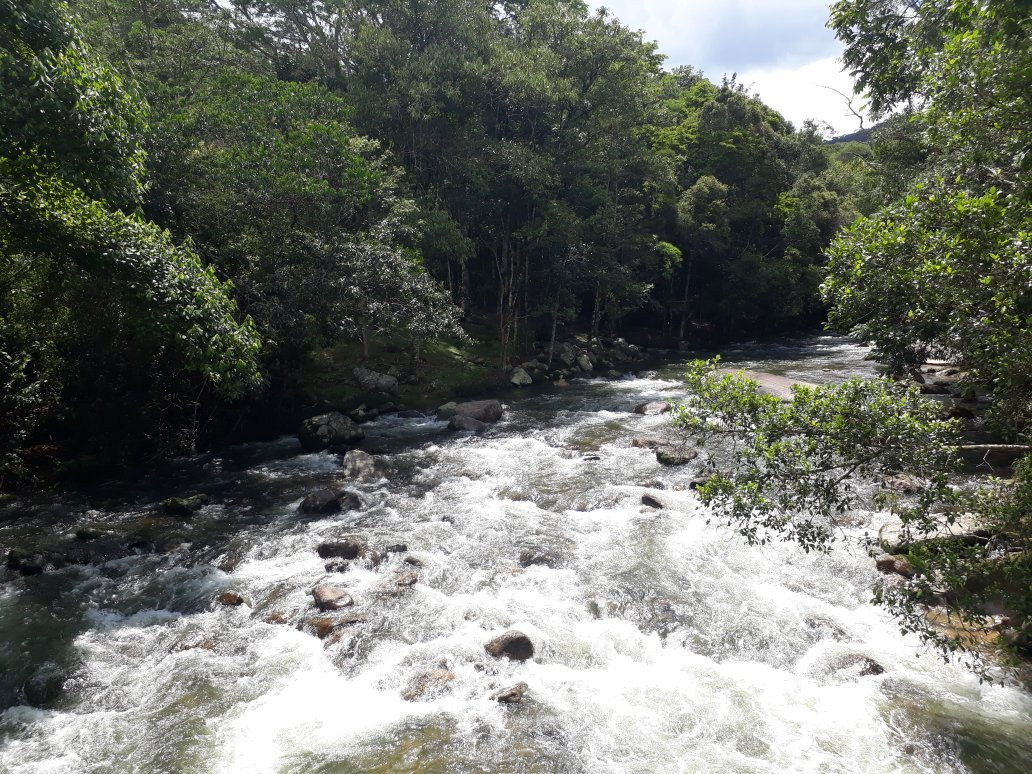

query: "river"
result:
(1, 336), (1030, 773)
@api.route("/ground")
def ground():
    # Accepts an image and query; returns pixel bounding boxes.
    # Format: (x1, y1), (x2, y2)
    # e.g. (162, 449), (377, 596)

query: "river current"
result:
(1, 337), (1030, 773)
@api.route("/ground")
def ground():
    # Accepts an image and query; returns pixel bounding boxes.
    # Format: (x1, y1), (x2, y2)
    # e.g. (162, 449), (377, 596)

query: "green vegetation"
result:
(1, 0), (867, 482)
(671, 1), (1032, 674)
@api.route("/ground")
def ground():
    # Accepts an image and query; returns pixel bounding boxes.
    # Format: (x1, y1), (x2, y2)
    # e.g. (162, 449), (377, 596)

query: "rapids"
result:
(1, 337), (1030, 773)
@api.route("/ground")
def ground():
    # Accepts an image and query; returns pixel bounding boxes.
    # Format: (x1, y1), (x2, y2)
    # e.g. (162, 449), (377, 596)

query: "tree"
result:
(1, 0), (260, 477)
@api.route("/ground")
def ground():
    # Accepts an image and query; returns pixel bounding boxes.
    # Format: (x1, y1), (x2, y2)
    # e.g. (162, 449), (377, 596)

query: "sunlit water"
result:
(1, 337), (1030, 773)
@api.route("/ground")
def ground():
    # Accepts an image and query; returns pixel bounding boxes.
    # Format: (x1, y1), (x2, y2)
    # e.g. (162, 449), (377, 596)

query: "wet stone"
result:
(312, 584), (354, 611)
(402, 669), (455, 701)
(634, 401), (671, 415)
(317, 536), (367, 560)
(655, 446), (698, 466)
(491, 681), (529, 703)
(385, 543), (408, 554)
(875, 554), (915, 578)
(217, 591), (245, 606)
(396, 571), (419, 587)
(299, 489), (361, 515)
(162, 494), (209, 517)
(485, 630), (535, 661)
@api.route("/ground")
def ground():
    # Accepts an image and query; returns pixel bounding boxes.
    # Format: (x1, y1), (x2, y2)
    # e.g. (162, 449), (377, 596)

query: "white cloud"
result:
(738, 56), (865, 135)
(586, 0), (867, 135)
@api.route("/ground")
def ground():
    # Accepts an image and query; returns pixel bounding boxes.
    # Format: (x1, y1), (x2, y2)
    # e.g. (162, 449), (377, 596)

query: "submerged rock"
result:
(402, 669), (455, 701)
(7, 548), (45, 575)
(631, 436), (666, 449)
(162, 494), (210, 516)
(298, 488), (361, 515)
(655, 445), (698, 466)
(395, 571), (419, 587)
(342, 450), (380, 480)
(485, 630), (535, 661)
(303, 614), (366, 639)
(491, 681), (529, 703)
(449, 415), (488, 433)
(312, 584), (354, 611)
(217, 591), (245, 606)
(633, 401), (671, 415)
(298, 412), (364, 452)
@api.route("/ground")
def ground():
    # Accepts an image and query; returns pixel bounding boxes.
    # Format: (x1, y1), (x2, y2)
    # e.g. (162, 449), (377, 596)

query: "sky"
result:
(585, 0), (866, 136)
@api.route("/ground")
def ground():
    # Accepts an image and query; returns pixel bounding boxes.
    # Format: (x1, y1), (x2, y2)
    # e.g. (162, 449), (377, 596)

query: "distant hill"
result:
(828, 126), (873, 144)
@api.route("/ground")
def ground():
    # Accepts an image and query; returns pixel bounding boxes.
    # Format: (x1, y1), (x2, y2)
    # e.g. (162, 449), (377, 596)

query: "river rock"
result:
(312, 584), (354, 610)
(510, 368), (533, 386)
(402, 669), (455, 701)
(449, 399), (504, 423)
(298, 488), (362, 515)
(877, 513), (987, 553)
(631, 436), (666, 449)
(7, 548), (45, 575)
(317, 536), (368, 560)
(396, 571), (419, 587)
(485, 630), (535, 661)
(342, 450), (380, 480)
(655, 445), (698, 466)
(875, 554), (915, 578)
(634, 401), (671, 415)
(881, 474), (925, 494)
(385, 543), (408, 554)
(162, 494), (210, 516)
(518, 547), (560, 568)
(217, 591), (245, 606)
(719, 369), (816, 401)
(491, 681), (529, 703)
(641, 493), (665, 508)
(298, 412), (364, 451)
(303, 614), (367, 639)
(353, 367), (399, 395)
(449, 415), (488, 433)
(576, 354), (593, 372)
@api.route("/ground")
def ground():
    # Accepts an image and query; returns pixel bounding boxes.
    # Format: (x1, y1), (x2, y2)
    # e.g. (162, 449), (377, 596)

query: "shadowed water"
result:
(1, 336), (1030, 773)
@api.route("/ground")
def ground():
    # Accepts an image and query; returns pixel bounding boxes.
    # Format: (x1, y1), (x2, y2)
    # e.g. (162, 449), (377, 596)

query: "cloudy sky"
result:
(585, 0), (866, 135)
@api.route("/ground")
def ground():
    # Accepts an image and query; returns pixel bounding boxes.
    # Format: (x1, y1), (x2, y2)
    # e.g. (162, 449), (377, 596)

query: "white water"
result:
(1, 337), (1030, 773)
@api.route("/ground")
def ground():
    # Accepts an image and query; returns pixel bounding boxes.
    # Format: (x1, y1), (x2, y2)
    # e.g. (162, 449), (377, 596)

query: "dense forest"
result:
(1, 0), (879, 483)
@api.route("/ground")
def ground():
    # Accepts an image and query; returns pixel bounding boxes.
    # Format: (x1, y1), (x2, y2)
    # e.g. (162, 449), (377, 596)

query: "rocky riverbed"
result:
(2, 336), (1031, 773)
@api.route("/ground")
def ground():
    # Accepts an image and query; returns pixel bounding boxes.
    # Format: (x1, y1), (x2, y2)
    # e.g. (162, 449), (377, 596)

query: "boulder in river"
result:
(298, 412), (364, 452)
(719, 369), (816, 402)
(641, 493), (665, 509)
(298, 488), (362, 515)
(402, 669), (455, 701)
(877, 514), (988, 553)
(881, 474), (925, 494)
(303, 614), (367, 639)
(449, 415), (488, 433)
(162, 494), (210, 516)
(353, 367), (399, 395)
(485, 630), (535, 661)
(217, 591), (245, 606)
(312, 584), (354, 611)
(342, 450), (380, 480)
(631, 436), (666, 449)
(317, 536), (368, 560)
(634, 401), (670, 415)
(491, 681), (529, 703)
(439, 399), (504, 423)
(655, 445), (698, 466)
(576, 354), (593, 372)
(510, 367), (533, 386)
(395, 571), (419, 587)
(875, 554), (915, 578)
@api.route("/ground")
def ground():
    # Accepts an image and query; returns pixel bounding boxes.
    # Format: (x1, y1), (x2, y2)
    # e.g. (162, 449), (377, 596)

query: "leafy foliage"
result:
(673, 359), (959, 551)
